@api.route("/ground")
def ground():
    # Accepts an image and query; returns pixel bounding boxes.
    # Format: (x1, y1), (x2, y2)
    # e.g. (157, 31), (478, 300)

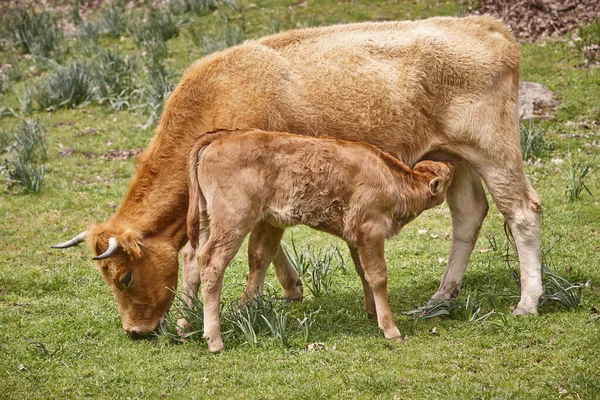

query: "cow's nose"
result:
(125, 328), (147, 339)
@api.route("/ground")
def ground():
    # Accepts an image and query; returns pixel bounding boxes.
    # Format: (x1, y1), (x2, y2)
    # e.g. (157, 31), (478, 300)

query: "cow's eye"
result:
(121, 271), (132, 287)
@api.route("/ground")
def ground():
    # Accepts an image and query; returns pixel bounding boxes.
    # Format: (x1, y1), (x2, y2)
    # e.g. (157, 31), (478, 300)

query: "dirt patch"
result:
(519, 81), (557, 120)
(83, 149), (141, 160)
(58, 148), (140, 159)
(470, 0), (600, 41)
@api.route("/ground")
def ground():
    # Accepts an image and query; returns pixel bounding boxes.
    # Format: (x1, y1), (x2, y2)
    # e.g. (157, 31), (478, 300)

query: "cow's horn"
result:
(51, 231), (88, 249)
(93, 237), (118, 260)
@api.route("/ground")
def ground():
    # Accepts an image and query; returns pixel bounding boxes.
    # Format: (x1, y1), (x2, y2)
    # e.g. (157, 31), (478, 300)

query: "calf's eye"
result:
(121, 271), (132, 287)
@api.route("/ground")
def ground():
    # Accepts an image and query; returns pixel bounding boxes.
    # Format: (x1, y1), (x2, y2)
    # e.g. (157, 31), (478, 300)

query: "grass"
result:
(1, 1), (600, 399)
(520, 120), (549, 161)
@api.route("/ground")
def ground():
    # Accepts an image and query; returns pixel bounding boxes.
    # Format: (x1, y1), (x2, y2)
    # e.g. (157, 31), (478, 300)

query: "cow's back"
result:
(168, 16), (518, 165)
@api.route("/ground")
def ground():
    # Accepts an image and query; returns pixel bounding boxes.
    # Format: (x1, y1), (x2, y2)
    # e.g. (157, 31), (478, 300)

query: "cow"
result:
(52, 15), (543, 337)
(184, 129), (454, 351)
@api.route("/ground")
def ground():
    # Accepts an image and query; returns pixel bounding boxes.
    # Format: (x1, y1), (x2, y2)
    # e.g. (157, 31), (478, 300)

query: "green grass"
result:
(1, 1), (600, 399)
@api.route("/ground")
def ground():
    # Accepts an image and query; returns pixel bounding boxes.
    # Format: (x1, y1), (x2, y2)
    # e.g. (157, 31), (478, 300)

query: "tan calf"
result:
(186, 130), (454, 352)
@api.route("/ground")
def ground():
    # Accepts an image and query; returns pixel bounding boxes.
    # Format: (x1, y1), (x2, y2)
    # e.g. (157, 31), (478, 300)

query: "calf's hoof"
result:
(176, 318), (192, 341)
(389, 335), (406, 343)
(512, 306), (538, 316)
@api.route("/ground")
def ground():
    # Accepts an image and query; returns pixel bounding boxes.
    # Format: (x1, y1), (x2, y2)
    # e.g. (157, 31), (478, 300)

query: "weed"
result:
(1, 119), (47, 193)
(131, 8), (180, 48)
(565, 150), (594, 201)
(520, 121), (549, 161)
(304, 245), (346, 297)
(34, 62), (94, 110)
(202, 8), (246, 54)
(17, 88), (34, 116)
(296, 308), (320, 344)
(282, 239), (346, 297)
(91, 49), (138, 103)
(0, 74), (8, 95)
(169, 0), (220, 15)
(578, 19), (600, 62)
(100, 3), (129, 38)
(12, 8), (66, 61)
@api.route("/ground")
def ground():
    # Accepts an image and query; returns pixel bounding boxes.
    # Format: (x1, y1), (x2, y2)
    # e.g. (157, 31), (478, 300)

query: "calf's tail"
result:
(186, 130), (230, 249)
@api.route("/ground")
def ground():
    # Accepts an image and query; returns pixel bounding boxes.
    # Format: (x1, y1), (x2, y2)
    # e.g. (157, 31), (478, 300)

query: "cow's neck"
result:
(110, 114), (204, 250)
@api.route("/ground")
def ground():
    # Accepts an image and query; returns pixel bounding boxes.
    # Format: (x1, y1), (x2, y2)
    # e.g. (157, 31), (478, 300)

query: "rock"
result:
(519, 81), (556, 120)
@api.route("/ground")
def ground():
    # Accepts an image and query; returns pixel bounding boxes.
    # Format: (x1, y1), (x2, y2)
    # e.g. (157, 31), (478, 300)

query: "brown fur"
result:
(186, 130), (453, 351)
(75, 16), (542, 335)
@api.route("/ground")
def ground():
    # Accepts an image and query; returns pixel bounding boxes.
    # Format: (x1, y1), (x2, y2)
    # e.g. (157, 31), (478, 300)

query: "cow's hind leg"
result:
(272, 245), (303, 300)
(242, 221), (285, 304)
(429, 162), (488, 303)
(477, 161), (543, 315)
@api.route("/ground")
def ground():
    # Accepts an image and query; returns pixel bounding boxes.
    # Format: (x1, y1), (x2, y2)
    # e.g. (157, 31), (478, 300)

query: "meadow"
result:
(1, 1), (599, 398)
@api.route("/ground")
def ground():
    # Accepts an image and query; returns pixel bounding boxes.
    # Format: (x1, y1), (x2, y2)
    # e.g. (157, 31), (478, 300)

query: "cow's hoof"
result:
(390, 335), (406, 343)
(283, 282), (303, 301)
(512, 307), (537, 316)
(204, 334), (224, 353)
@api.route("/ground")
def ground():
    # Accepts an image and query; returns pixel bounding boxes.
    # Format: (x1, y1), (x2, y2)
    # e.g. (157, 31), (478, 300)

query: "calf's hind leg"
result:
(348, 245), (376, 319)
(242, 221), (285, 304)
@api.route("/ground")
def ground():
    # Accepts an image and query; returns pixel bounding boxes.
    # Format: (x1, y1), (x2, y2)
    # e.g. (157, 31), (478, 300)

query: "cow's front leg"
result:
(354, 224), (402, 341)
(348, 245), (376, 319)
(242, 222), (285, 304)
(176, 242), (198, 335)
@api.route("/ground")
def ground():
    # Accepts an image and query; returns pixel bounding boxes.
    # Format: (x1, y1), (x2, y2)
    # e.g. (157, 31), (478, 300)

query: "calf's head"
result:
(53, 224), (179, 337)
(413, 160), (454, 207)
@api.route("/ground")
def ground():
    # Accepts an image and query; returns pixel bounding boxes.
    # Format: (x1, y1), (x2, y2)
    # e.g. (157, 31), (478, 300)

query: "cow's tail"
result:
(187, 130), (230, 249)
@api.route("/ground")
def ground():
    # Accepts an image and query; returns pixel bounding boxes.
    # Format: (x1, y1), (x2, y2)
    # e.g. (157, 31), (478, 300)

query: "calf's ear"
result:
(428, 177), (444, 196)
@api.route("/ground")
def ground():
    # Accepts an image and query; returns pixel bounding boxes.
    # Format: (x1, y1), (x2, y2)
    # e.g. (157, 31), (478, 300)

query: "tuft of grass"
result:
(100, 3), (130, 38)
(12, 8), (66, 61)
(0, 74), (8, 95)
(169, 0), (220, 16)
(201, 7), (246, 54)
(403, 293), (509, 331)
(34, 62), (94, 110)
(520, 121), (549, 161)
(283, 239), (346, 297)
(565, 150), (594, 201)
(1, 119), (47, 193)
(578, 19), (600, 62)
(131, 8), (180, 48)
(91, 49), (138, 104)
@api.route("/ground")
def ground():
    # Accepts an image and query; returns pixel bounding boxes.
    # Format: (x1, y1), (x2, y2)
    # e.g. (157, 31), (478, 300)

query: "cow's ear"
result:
(118, 227), (143, 259)
(429, 177), (444, 196)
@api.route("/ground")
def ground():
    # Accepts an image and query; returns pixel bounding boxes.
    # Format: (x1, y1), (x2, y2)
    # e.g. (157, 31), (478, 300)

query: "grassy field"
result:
(1, 0), (600, 398)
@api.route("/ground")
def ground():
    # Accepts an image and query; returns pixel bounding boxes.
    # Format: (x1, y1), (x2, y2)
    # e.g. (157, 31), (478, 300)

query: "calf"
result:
(186, 129), (454, 352)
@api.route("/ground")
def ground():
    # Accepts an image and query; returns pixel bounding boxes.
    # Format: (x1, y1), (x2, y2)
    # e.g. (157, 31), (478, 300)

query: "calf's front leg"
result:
(354, 225), (402, 340)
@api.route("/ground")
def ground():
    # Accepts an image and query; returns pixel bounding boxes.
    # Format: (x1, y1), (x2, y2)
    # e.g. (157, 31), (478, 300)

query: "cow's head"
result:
(53, 223), (179, 337)
(413, 160), (454, 207)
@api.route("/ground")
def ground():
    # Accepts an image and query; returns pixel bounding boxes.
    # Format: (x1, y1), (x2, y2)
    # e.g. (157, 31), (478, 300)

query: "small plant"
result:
(296, 308), (319, 344)
(12, 8), (65, 61)
(169, 0), (220, 15)
(91, 49), (138, 103)
(202, 9), (246, 54)
(578, 19), (600, 62)
(565, 150), (594, 201)
(34, 62), (94, 110)
(131, 8), (180, 48)
(100, 3), (130, 38)
(519, 121), (548, 161)
(1, 119), (47, 193)
(304, 245), (346, 297)
(282, 239), (346, 297)
(0, 74), (8, 95)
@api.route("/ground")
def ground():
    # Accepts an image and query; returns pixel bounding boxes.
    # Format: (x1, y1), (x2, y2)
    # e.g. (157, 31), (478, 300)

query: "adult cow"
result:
(53, 15), (543, 337)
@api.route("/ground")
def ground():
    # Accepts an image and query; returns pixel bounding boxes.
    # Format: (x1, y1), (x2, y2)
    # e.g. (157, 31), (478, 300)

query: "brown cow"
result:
(53, 16), (543, 337)
(185, 129), (454, 351)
